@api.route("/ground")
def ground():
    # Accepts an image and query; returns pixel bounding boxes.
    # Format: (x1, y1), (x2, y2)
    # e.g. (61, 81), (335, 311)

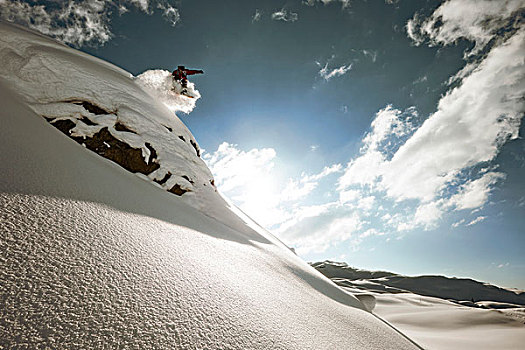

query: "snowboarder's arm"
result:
(185, 69), (204, 75)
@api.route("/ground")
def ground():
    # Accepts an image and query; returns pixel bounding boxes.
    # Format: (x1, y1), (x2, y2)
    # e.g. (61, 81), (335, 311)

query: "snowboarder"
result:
(172, 65), (204, 90)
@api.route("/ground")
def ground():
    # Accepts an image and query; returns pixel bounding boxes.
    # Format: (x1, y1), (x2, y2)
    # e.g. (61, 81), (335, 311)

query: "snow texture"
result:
(0, 22), (420, 349)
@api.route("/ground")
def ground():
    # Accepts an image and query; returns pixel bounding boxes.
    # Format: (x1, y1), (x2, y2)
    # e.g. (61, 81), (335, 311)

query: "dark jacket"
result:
(172, 68), (204, 81)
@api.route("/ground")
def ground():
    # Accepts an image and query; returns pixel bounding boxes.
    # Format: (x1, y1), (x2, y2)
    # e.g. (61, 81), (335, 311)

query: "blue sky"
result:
(2, 0), (524, 288)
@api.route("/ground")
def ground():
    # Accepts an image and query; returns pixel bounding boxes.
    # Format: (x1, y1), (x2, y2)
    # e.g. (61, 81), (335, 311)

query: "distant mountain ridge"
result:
(311, 261), (525, 309)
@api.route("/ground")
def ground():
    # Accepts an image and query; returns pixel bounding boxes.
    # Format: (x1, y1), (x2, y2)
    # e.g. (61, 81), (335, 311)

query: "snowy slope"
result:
(313, 261), (525, 350)
(0, 20), (214, 212)
(372, 293), (525, 350)
(0, 22), (420, 349)
(312, 261), (525, 307)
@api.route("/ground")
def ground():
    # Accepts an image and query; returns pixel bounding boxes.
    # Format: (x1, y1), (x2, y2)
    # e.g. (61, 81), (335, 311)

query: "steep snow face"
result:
(0, 22), (420, 349)
(0, 22), (213, 211)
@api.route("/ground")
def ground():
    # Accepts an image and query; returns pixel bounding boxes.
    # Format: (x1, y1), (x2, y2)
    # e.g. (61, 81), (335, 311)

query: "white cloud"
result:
(281, 179), (317, 202)
(0, 0), (110, 46)
(131, 0), (150, 12)
(349, 228), (385, 250)
(276, 202), (338, 235)
(204, 143), (343, 231)
(359, 228), (384, 239)
(448, 172), (505, 210)
(338, 4), (524, 232)
(318, 63), (352, 81)
(451, 219), (466, 228)
(338, 150), (384, 188)
(203, 143), (368, 255)
(362, 49), (378, 62)
(303, 0), (351, 9)
(466, 216), (487, 226)
(357, 196), (375, 212)
(497, 262), (510, 269)
(281, 164), (342, 202)
(158, 3), (180, 27)
(271, 9), (298, 22)
(338, 106), (416, 189)
(382, 212), (408, 231)
(0, 0), (180, 46)
(282, 211), (363, 255)
(383, 30), (523, 203)
(407, 0), (524, 56)
(302, 164), (342, 182)
(203, 142), (276, 194)
(446, 62), (478, 86)
(413, 201), (444, 230)
(339, 189), (360, 204)
(362, 106), (415, 153)
(203, 143), (283, 228)
(252, 9), (262, 23)
(413, 75), (428, 85)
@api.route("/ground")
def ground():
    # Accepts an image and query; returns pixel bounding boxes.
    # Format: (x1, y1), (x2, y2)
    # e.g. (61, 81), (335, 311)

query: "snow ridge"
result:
(0, 22), (213, 210)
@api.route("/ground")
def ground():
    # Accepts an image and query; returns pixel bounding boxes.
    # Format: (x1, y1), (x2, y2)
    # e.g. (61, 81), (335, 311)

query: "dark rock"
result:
(144, 143), (157, 164)
(154, 172), (172, 185)
(169, 184), (189, 196)
(51, 119), (76, 135)
(182, 175), (194, 184)
(115, 122), (136, 134)
(82, 128), (159, 174)
(79, 116), (97, 126)
(70, 100), (111, 115)
(190, 139), (200, 157)
(47, 119), (159, 176)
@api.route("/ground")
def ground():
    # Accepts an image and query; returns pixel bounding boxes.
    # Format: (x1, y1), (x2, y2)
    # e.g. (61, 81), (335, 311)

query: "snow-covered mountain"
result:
(313, 261), (525, 350)
(0, 22), (420, 349)
(312, 261), (525, 308)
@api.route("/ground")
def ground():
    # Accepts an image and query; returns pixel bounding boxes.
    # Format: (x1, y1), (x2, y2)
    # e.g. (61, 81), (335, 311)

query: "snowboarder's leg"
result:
(181, 78), (189, 95)
(171, 78), (180, 92)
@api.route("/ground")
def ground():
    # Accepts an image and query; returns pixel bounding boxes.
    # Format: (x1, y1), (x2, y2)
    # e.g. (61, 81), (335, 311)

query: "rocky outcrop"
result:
(43, 99), (199, 196)
(50, 120), (160, 175)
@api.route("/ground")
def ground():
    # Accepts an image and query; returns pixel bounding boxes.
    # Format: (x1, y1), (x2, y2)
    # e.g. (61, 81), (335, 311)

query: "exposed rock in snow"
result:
(0, 21), (212, 210)
(0, 22), (420, 349)
(50, 119), (161, 177)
